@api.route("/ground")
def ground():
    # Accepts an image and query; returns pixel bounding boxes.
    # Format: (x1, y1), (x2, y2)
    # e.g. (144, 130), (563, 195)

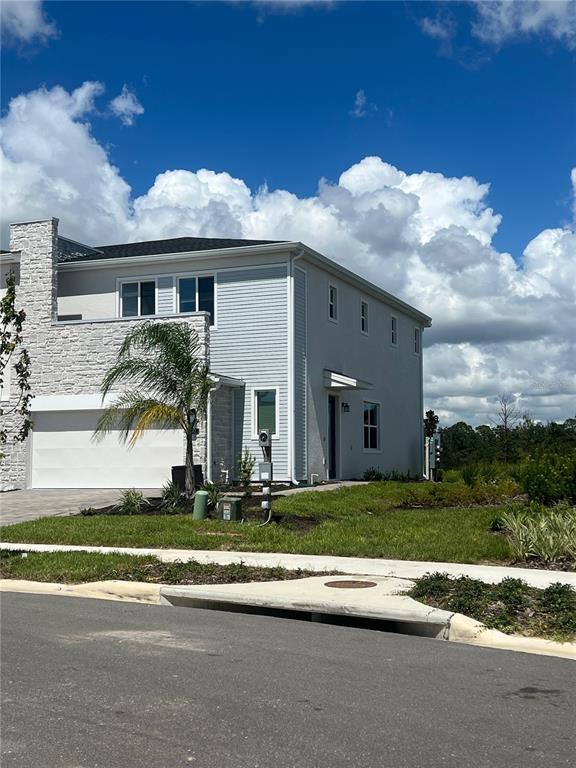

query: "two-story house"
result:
(0, 218), (431, 490)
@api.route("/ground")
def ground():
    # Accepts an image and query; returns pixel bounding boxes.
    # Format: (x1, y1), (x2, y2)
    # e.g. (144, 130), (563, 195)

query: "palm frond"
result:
(93, 392), (184, 446)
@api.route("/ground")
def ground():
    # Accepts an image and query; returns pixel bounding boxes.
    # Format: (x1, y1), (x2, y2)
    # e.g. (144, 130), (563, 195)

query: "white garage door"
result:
(31, 410), (185, 489)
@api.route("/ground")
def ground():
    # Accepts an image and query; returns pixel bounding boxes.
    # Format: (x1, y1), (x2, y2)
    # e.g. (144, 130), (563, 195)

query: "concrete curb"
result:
(0, 579), (161, 604)
(1, 576), (574, 659)
(1, 542), (574, 588)
(159, 575), (453, 639)
(447, 613), (576, 660)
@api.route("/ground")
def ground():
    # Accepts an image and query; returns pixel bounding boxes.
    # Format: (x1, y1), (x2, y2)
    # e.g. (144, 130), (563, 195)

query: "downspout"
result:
(288, 248), (305, 485)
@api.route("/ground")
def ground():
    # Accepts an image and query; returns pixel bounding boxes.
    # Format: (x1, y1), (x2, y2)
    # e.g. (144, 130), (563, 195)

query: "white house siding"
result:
(210, 266), (290, 480)
(293, 266), (307, 482)
(57, 252), (289, 320)
(0, 220), (209, 490)
(303, 259), (424, 480)
(157, 276), (175, 315)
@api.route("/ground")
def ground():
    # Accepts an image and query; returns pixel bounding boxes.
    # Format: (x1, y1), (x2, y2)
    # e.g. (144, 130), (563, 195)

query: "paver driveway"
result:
(0, 489), (159, 526)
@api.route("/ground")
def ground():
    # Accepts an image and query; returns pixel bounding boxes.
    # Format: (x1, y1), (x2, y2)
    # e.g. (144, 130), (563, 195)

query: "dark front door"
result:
(328, 394), (338, 480)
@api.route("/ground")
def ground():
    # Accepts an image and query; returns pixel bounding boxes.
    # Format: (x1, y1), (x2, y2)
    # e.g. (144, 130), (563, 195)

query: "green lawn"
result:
(1, 482), (513, 563)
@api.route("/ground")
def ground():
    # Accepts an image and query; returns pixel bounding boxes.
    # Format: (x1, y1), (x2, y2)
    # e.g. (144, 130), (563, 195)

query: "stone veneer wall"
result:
(1, 219), (209, 490)
(210, 386), (235, 482)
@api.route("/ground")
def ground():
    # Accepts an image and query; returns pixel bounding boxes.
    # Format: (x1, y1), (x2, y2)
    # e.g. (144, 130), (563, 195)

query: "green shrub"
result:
(362, 468), (420, 482)
(238, 447), (256, 497)
(116, 488), (148, 516)
(202, 481), (222, 512)
(363, 466), (383, 481)
(519, 450), (576, 505)
(538, 583), (576, 635)
(498, 502), (576, 563)
(442, 469), (461, 484)
(160, 481), (186, 513)
(461, 464), (479, 487)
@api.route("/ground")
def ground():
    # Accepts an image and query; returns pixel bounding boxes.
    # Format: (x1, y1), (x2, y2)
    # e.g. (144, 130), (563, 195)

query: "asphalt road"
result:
(1, 594), (575, 768)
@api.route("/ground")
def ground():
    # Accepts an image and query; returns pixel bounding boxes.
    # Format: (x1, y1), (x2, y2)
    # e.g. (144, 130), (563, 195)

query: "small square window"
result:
(255, 389), (276, 435)
(361, 300), (369, 334)
(414, 327), (421, 354)
(329, 284), (338, 321)
(391, 315), (398, 346)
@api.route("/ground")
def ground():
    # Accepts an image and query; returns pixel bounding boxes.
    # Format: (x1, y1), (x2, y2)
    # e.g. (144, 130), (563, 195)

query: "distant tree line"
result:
(439, 414), (576, 469)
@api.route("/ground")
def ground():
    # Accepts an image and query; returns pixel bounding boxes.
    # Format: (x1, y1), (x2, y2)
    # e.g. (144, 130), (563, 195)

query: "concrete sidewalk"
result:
(1, 541), (574, 588)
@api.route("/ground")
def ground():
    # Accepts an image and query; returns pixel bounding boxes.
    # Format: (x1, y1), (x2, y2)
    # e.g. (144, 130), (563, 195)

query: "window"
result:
(328, 284), (338, 322)
(179, 277), (196, 313)
(121, 281), (156, 317)
(391, 315), (398, 346)
(414, 327), (421, 354)
(178, 275), (215, 325)
(363, 402), (380, 451)
(361, 300), (369, 334)
(255, 389), (277, 435)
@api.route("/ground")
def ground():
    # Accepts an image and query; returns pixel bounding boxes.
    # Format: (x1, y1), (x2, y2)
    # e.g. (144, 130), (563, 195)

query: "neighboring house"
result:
(0, 218), (431, 490)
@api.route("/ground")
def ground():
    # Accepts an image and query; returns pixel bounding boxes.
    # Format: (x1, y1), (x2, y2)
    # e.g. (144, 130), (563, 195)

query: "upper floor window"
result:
(178, 275), (215, 325)
(414, 327), (421, 355)
(121, 280), (155, 317)
(329, 284), (338, 322)
(363, 402), (380, 451)
(391, 315), (398, 346)
(361, 300), (369, 334)
(255, 389), (277, 436)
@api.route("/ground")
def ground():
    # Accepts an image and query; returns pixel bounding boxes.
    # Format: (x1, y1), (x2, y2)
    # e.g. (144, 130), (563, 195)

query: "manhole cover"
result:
(324, 580), (377, 589)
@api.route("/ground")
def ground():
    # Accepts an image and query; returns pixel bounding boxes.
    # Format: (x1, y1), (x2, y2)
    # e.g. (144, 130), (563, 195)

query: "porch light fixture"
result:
(341, 402), (350, 413)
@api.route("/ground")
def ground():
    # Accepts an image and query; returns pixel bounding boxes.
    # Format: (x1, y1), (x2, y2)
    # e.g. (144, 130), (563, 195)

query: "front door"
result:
(328, 394), (339, 480)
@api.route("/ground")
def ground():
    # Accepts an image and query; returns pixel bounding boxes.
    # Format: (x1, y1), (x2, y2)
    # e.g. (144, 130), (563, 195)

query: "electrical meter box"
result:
(219, 496), (242, 522)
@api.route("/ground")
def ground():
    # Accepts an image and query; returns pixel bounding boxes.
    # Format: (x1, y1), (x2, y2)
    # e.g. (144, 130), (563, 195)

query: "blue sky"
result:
(3, 1), (574, 258)
(1, 0), (575, 425)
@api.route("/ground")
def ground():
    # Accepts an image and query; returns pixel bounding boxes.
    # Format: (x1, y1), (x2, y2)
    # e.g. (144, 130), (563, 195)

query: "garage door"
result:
(31, 410), (185, 489)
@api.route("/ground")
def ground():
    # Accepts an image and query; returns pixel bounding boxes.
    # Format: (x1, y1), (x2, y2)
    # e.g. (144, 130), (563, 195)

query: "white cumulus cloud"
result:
(472, 0), (576, 49)
(0, 0), (57, 46)
(108, 85), (145, 127)
(1, 82), (575, 425)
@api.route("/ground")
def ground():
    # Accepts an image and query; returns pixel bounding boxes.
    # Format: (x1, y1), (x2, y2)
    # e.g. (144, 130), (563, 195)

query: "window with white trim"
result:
(363, 402), (380, 451)
(328, 284), (338, 321)
(178, 275), (215, 325)
(254, 389), (277, 435)
(414, 327), (421, 354)
(361, 300), (369, 334)
(391, 315), (398, 346)
(121, 280), (156, 317)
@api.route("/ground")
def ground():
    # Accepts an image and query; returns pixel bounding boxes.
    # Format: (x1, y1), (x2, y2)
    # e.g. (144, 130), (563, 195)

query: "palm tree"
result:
(93, 322), (212, 500)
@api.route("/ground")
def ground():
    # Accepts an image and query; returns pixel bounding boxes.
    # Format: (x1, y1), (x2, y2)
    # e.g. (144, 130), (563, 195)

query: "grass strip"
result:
(410, 572), (576, 642)
(0, 550), (324, 585)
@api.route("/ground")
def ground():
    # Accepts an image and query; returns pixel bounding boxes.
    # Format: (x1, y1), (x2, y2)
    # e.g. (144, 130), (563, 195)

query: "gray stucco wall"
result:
(303, 258), (424, 481)
(1, 220), (209, 490)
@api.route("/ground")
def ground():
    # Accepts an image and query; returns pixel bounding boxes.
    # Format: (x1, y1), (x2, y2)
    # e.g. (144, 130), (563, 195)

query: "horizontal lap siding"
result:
(157, 276), (175, 314)
(211, 266), (289, 479)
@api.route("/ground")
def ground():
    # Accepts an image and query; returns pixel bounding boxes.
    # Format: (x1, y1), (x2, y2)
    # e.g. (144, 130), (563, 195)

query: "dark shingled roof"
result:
(57, 235), (286, 263)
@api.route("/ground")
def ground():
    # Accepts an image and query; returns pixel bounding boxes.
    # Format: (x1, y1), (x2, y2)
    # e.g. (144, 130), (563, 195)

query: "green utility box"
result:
(219, 496), (242, 522)
(193, 490), (208, 520)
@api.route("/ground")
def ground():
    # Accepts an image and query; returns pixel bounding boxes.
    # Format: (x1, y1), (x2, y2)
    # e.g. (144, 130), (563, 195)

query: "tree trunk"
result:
(184, 412), (196, 501)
